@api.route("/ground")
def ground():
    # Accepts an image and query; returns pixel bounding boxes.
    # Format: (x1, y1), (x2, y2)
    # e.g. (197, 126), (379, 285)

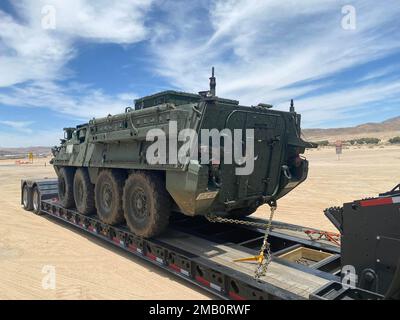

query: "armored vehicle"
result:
(51, 69), (315, 238)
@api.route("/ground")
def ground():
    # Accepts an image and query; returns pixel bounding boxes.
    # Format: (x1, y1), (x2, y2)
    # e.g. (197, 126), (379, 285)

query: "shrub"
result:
(347, 137), (380, 145)
(315, 140), (329, 147)
(389, 136), (400, 144)
(348, 140), (356, 145)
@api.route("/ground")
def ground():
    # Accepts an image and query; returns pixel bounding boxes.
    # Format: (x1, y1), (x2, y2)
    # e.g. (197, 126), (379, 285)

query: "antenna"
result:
(209, 67), (216, 97)
(290, 99), (295, 113)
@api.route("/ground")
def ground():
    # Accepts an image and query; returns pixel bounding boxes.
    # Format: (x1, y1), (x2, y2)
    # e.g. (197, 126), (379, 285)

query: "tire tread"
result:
(123, 171), (170, 238)
(58, 167), (75, 208)
(95, 169), (125, 225)
(74, 168), (95, 215)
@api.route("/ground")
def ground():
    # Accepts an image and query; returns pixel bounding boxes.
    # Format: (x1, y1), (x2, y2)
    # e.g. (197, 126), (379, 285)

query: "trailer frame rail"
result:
(21, 178), (384, 300)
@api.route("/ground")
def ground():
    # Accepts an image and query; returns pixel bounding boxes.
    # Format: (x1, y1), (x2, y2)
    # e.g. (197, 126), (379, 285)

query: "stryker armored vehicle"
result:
(51, 69), (315, 238)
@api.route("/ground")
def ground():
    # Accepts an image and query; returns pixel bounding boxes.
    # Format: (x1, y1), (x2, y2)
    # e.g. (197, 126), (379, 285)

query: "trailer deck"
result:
(22, 178), (377, 300)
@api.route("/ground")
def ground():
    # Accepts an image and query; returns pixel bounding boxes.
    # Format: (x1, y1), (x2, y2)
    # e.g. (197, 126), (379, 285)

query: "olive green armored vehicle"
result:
(51, 69), (315, 238)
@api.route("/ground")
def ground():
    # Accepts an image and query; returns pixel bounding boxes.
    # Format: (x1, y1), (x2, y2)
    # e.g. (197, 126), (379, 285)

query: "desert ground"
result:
(0, 145), (399, 299)
(0, 158), (212, 299)
(254, 145), (400, 231)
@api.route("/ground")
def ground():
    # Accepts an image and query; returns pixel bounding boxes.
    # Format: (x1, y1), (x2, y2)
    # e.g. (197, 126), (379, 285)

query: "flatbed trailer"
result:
(21, 178), (384, 300)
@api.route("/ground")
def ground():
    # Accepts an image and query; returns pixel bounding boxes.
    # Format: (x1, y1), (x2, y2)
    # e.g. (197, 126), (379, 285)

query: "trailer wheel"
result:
(228, 207), (257, 218)
(58, 167), (75, 208)
(32, 186), (43, 215)
(123, 172), (171, 238)
(22, 184), (33, 211)
(95, 170), (125, 225)
(74, 168), (95, 215)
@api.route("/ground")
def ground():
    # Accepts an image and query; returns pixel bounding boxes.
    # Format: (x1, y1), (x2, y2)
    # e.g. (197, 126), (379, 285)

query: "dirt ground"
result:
(254, 145), (400, 231)
(0, 145), (399, 299)
(0, 158), (212, 299)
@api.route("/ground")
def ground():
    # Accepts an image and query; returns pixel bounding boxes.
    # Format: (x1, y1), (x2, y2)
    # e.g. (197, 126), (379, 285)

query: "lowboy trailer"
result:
(21, 178), (400, 300)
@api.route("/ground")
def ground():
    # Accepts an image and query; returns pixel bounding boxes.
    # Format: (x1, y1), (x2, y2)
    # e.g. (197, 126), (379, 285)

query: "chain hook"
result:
(267, 199), (277, 209)
(254, 200), (277, 279)
(205, 199), (278, 280)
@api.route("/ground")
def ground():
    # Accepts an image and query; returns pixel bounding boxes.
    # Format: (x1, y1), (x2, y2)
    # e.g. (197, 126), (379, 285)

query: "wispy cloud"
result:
(0, 0), (152, 142)
(0, 10), (72, 87)
(0, 120), (34, 133)
(278, 80), (400, 127)
(0, 0), (399, 147)
(18, 0), (153, 44)
(0, 128), (62, 147)
(0, 1), (153, 87)
(150, 0), (400, 118)
(0, 81), (135, 119)
(357, 64), (400, 83)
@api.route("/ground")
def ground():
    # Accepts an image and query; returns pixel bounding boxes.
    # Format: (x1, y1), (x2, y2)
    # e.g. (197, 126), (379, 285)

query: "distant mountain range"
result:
(1, 116), (399, 156)
(0, 146), (52, 158)
(303, 116), (400, 142)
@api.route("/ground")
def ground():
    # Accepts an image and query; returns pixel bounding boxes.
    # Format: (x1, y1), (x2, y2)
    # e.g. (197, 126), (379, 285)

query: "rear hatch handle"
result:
(282, 165), (292, 180)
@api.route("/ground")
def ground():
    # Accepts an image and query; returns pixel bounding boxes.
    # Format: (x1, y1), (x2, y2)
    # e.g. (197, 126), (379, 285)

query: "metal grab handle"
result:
(128, 113), (139, 135)
(192, 105), (202, 116)
(282, 165), (292, 180)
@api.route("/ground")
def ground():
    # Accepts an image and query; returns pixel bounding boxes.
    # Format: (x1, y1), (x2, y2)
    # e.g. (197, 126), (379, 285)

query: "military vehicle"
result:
(51, 69), (315, 238)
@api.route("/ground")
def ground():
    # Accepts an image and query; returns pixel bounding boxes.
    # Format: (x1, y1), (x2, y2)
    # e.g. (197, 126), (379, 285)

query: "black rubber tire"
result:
(73, 168), (95, 215)
(95, 170), (125, 225)
(58, 167), (75, 208)
(228, 207), (257, 218)
(32, 186), (42, 215)
(22, 184), (33, 211)
(123, 172), (171, 238)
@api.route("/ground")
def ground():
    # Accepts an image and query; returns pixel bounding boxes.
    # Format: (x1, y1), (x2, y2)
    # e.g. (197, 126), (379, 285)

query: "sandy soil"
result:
(0, 158), (212, 299)
(0, 145), (399, 299)
(254, 145), (400, 231)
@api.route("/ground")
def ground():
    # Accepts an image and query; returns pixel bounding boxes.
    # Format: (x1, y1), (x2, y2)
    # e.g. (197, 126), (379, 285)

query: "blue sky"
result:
(0, 0), (399, 147)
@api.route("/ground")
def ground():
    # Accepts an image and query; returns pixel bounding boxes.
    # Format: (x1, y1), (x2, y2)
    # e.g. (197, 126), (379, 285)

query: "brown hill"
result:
(1, 116), (399, 153)
(0, 146), (51, 159)
(303, 116), (400, 142)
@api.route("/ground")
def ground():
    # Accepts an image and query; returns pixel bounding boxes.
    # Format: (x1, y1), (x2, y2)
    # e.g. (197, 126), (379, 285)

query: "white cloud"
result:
(0, 0), (150, 146)
(0, 120), (34, 133)
(357, 64), (400, 83)
(278, 80), (400, 127)
(1, 0), (400, 147)
(0, 81), (135, 119)
(0, 10), (73, 86)
(0, 128), (62, 147)
(0, 1), (153, 87)
(150, 0), (400, 117)
(18, 0), (153, 44)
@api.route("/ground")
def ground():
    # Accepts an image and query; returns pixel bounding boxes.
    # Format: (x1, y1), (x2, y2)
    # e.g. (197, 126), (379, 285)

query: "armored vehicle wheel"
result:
(95, 170), (125, 225)
(32, 186), (43, 215)
(58, 167), (75, 208)
(73, 168), (95, 215)
(228, 207), (257, 218)
(123, 172), (171, 238)
(22, 184), (33, 211)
